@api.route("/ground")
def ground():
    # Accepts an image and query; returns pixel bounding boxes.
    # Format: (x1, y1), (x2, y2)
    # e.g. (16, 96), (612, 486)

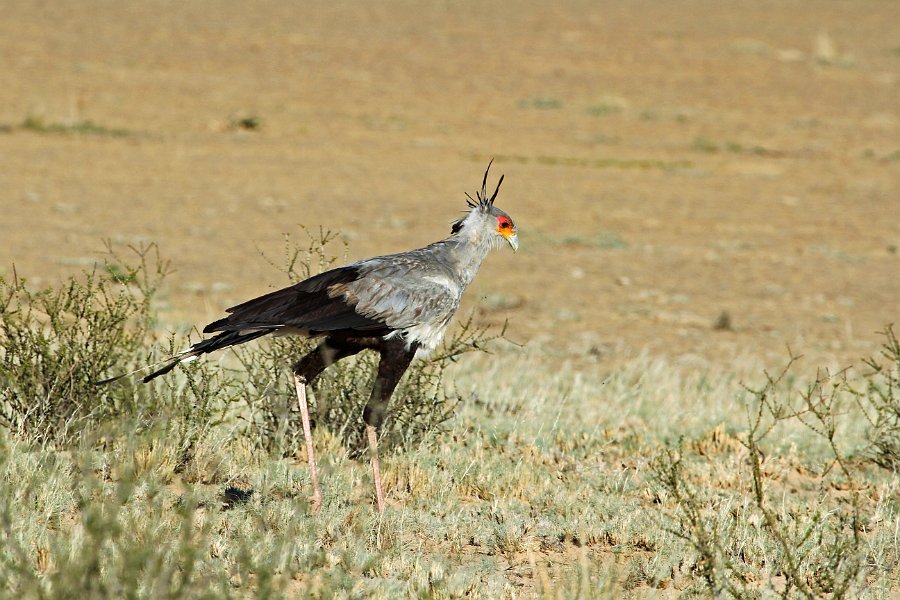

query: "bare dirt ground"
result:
(2, 0), (898, 371)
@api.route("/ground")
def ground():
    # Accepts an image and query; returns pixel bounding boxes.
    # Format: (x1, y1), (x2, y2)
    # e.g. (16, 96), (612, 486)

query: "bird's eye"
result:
(498, 219), (512, 229)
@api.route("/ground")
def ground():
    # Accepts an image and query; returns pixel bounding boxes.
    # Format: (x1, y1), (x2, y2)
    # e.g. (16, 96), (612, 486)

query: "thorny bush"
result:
(653, 328), (900, 598)
(0, 243), (165, 445)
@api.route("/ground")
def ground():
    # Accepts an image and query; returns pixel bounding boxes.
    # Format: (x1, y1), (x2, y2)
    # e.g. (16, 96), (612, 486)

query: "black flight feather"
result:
(141, 328), (274, 383)
(204, 266), (387, 336)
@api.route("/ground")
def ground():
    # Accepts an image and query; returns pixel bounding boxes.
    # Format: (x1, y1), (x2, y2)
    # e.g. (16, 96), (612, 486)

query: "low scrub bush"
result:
(856, 325), (900, 471)
(0, 243), (164, 445)
(653, 331), (900, 598)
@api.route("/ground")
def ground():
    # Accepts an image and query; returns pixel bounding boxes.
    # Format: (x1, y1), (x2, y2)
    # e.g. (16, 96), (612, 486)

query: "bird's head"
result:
(450, 161), (519, 252)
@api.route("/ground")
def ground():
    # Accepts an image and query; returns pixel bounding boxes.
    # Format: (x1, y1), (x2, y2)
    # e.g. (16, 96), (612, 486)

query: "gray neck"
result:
(430, 228), (495, 290)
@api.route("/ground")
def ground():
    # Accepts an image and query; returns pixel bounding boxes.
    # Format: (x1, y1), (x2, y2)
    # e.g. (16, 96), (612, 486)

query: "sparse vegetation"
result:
(4, 0), (900, 595)
(227, 115), (262, 131)
(587, 104), (623, 117)
(0, 243), (165, 445)
(1, 239), (899, 598)
(518, 98), (562, 110)
(691, 136), (776, 156)
(18, 115), (130, 137)
(653, 347), (900, 597)
(857, 326), (900, 472)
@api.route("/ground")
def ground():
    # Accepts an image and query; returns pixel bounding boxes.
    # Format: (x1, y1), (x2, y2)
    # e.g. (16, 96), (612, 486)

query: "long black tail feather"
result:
(97, 328), (276, 385)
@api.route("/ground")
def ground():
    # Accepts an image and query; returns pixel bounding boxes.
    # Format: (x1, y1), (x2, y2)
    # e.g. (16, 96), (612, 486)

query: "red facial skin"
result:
(496, 215), (514, 231)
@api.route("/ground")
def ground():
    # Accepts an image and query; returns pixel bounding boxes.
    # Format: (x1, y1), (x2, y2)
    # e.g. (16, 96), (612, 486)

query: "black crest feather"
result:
(477, 159), (504, 210)
(451, 160), (505, 234)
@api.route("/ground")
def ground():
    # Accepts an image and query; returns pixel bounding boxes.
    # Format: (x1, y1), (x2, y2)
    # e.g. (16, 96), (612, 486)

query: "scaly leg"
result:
(294, 374), (322, 512)
(363, 338), (418, 513)
(366, 424), (385, 513)
(292, 336), (370, 512)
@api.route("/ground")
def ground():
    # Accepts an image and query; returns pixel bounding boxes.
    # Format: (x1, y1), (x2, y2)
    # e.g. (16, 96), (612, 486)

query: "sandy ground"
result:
(1, 0), (898, 371)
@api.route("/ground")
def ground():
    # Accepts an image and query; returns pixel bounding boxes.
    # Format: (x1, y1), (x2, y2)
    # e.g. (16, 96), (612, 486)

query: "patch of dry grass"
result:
(1, 249), (899, 598)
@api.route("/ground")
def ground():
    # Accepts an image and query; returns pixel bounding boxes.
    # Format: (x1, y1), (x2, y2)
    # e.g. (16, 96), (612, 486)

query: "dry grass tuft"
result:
(1, 245), (899, 597)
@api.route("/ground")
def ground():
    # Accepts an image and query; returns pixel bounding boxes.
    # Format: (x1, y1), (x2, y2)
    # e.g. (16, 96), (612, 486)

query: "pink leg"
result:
(366, 424), (386, 513)
(294, 374), (322, 512)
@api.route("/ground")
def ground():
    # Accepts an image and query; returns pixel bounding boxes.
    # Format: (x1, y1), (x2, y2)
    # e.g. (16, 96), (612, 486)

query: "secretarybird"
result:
(101, 163), (518, 513)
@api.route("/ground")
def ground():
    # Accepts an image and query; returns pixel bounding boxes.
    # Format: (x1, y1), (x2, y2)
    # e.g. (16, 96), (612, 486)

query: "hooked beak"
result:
(505, 231), (519, 252)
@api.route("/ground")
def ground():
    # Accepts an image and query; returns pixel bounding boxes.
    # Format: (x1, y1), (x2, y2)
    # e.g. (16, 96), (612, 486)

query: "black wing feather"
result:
(139, 328), (274, 383)
(203, 266), (389, 335)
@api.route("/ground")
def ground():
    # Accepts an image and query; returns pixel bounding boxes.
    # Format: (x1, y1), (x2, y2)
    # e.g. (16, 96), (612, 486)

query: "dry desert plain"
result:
(1, 1), (899, 596)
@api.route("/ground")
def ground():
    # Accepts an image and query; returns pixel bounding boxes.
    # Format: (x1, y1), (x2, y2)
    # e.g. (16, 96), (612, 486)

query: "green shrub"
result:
(857, 325), (900, 471)
(651, 350), (897, 598)
(0, 244), (164, 445)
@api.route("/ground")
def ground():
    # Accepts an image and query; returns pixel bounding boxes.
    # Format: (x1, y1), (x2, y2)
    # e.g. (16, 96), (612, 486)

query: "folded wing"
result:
(203, 257), (461, 340)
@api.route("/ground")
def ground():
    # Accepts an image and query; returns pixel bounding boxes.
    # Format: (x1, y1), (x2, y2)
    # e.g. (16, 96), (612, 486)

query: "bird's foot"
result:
(310, 490), (322, 514)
